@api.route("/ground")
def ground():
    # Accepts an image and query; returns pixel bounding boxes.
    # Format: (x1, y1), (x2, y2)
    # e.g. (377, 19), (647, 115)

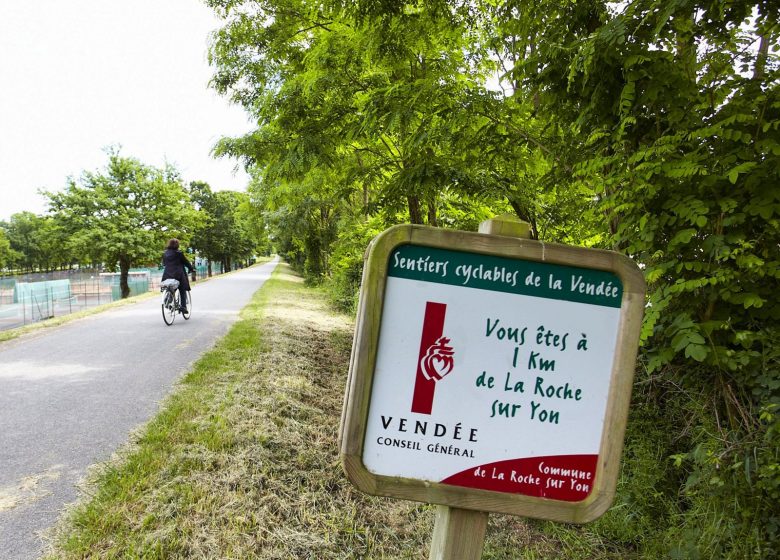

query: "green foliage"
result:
(246, 165), (343, 282)
(1, 212), (69, 272)
(508, 0), (780, 556)
(327, 214), (386, 312)
(190, 181), (263, 273)
(0, 226), (16, 269)
(206, 0), (548, 286)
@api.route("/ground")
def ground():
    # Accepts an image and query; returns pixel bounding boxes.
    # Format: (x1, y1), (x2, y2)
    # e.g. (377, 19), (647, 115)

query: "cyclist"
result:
(161, 238), (193, 314)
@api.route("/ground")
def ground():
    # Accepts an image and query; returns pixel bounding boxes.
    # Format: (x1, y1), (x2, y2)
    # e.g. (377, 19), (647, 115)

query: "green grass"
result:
(44, 263), (630, 559)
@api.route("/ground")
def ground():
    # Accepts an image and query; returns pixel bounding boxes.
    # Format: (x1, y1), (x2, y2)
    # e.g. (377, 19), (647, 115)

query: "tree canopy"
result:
(190, 181), (265, 273)
(0, 212), (68, 272)
(0, 226), (15, 270)
(45, 151), (200, 297)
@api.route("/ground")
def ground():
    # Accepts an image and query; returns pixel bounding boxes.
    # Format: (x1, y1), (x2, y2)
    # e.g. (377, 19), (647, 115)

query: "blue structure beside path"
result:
(13, 280), (71, 304)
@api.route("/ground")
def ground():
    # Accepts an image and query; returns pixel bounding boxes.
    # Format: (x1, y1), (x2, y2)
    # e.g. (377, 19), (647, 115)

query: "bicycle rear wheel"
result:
(182, 290), (191, 320)
(162, 290), (177, 325)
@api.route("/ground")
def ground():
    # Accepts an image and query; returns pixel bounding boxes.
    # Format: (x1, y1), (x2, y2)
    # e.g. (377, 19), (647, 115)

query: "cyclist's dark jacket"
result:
(161, 249), (193, 291)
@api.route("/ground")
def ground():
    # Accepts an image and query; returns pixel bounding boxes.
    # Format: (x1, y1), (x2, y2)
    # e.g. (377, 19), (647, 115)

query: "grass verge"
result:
(44, 263), (621, 559)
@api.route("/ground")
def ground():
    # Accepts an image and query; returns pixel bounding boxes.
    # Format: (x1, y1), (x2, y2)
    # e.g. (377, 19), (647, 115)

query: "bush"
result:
(326, 215), (386, 313)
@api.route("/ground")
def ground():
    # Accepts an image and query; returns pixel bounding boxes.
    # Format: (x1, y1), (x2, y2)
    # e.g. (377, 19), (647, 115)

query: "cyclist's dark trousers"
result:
(179, 286), (188, 309)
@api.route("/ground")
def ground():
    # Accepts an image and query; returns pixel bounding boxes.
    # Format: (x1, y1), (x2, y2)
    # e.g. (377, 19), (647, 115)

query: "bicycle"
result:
(160, 279), (191, 325)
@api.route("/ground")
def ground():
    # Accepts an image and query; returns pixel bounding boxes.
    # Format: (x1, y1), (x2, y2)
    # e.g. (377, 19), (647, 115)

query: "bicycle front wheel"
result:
(162, 290), (177, 326)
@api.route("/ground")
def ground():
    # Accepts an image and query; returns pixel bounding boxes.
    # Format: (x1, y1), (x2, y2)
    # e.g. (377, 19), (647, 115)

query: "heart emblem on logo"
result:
(420, 337), (455, 382)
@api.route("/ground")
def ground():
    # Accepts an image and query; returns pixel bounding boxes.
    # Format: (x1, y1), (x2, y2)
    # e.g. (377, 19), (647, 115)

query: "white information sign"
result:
(341, 226), (645, 521)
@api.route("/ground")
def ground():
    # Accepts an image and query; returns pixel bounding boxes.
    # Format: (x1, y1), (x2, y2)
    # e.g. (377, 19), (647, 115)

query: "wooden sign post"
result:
(429, 216), (529, 559)
(339, 218), (645, 558)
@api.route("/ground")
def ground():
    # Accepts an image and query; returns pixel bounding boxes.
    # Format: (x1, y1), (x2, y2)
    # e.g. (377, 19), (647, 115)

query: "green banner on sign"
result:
(388, 245), (623, 308)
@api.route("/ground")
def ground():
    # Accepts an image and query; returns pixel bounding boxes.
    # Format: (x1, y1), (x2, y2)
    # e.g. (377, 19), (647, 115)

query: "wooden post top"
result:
(478, 214), (531, 238)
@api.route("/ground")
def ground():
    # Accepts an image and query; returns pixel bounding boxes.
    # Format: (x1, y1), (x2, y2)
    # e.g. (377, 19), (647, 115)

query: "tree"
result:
(46, 151), (200, 298)
(0, 226), (15, 270)
(207, 0), (514, 280)
(190, 182), (259, 274)
(1, 212), (71, 272)
(501, 0), (780, 556)
(4, 212), (42, 272)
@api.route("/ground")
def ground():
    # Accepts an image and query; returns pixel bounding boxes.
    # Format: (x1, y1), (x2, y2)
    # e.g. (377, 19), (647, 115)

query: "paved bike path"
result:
(0, 259), (278, 559)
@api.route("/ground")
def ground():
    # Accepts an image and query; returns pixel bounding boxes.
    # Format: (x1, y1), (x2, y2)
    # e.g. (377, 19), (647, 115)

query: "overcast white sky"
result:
(0, 0), (254, 221)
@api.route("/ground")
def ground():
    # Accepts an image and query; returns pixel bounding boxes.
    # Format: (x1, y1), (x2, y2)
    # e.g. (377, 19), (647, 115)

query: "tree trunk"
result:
(509, 200), (539, 240)
(427, 200), (438, 227)
(208, 261), (213, 277)
(753, 33), (770, 81)
(354, 150), (370, 216)
(119, 255), (131, 299)
(408, 195), (423, 224)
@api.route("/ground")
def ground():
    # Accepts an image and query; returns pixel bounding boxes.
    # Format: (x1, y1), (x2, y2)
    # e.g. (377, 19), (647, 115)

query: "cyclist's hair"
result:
(167, 238), (180, 250)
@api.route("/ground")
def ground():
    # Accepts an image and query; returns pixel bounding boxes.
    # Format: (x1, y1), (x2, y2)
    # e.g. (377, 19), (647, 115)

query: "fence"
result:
(0, 260), (224, 332)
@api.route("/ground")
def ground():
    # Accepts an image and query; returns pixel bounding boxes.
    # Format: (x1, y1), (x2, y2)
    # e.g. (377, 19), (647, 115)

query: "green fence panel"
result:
(101, 272), (150, 300)
(13, 280), (71, 303)
(108, 278), (150, 300)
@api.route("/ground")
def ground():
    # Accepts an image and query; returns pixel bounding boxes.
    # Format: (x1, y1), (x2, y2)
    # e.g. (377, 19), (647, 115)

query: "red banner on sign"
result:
(441, 454), (598, 502)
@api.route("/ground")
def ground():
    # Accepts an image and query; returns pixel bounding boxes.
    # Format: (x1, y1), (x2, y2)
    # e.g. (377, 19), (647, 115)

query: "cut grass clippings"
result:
(44, 263), (600, 559)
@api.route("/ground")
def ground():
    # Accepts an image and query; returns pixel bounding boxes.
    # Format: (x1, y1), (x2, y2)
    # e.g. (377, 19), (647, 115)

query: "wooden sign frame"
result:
(339, 224), (645, 523)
